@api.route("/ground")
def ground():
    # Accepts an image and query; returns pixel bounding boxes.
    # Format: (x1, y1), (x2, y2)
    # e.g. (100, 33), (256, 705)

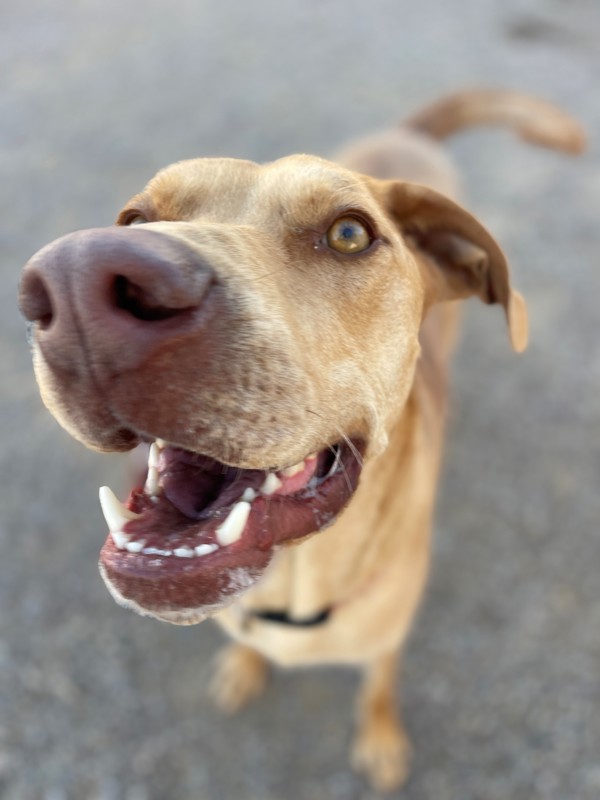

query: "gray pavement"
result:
(1, 1), (599, 798)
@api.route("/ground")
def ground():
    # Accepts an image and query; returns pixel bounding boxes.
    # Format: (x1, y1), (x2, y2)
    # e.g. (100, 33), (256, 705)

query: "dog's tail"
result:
(404, 89), (586, 155)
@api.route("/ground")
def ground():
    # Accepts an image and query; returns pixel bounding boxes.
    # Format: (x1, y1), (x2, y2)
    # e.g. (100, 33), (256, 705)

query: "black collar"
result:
(249, 607), (332, 628)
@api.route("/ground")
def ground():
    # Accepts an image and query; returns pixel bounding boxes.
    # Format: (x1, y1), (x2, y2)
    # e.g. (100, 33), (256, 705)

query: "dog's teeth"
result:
(155, 439), (167, 449)
(142, 547), (172, 556)
(148, 442), (160, 468)
(99, 486), (142, 532)
(241, 488), (257, 502)
(144, 467), (160, 497)
(111, 530), (131, 550)
(215, 501), (251, 546)
(173, 546), (195, 558)
(125, 540), (146, 553)
(195, 543), (219, 557)
(260, 473), (282, 495)
(144, 443), (161, 496)
(280, 460), (305, 478)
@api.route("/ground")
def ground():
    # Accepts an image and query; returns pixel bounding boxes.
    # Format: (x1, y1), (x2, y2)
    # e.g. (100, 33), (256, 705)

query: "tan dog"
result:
(19, 90), (583, 791)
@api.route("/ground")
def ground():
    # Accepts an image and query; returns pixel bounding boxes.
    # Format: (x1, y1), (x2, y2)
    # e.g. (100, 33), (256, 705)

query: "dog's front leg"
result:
(351, 649), (412, 792)
(210, 642), (270, 715)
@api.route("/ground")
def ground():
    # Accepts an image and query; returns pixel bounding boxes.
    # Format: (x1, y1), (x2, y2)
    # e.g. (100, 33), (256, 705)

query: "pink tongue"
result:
(99, 446), (363, 621)
(161, 466), (222, 517)
(159, 453), (318, 519)
(157, 447), (265, 519)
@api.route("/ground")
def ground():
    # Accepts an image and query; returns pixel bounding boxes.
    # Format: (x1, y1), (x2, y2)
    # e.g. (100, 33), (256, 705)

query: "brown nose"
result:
(19, 226), (214, 376)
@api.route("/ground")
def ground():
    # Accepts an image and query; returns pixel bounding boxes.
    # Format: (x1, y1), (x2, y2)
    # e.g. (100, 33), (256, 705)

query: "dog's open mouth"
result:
(98, 438), (364, 623)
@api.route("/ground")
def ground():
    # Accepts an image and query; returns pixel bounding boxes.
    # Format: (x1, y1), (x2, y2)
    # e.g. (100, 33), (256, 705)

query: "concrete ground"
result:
(1, 1), (599, 798)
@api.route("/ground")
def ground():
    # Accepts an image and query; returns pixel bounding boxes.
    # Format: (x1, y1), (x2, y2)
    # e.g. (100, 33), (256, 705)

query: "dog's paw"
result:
(209, 643), (269, 715)
(351, 717), (412, 793)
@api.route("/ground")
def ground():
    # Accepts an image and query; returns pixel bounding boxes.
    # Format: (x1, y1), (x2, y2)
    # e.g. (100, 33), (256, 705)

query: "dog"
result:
(19, 89), (584, 791)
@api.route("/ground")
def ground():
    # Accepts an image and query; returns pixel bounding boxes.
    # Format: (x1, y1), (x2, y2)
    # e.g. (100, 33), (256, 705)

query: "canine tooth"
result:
(260, 473), (282, 495)
(144, 466), (160, 497)
(215, 501), (251, 546)
(173, 546), (195, 558)
(241, 488), (257, 502)
(125, 540), (146, 553)
(99, 486), (142, 532)
(148, 442), (160, 469)
(155, 439), (167, 449)
(144, 443), (161, 496)
(280, 460), (305, 478)
(195, 543), (219, 556)
(111, 530), (131, 550)
(142, 547), (172, 556)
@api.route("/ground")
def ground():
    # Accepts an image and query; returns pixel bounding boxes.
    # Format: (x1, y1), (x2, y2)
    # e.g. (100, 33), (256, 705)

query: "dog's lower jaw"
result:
(98, 561), (258, 625)
(97, 439), (365, 623)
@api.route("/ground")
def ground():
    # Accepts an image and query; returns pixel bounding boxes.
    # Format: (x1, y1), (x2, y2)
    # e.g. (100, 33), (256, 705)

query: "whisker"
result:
(306, 408), (364, 470)
(331, 437), (360, 495)
(325, 443), (343, 478)
(337, 430), (364, 469)
(252, 266), (285, 283)
(341, 462), (354, 495)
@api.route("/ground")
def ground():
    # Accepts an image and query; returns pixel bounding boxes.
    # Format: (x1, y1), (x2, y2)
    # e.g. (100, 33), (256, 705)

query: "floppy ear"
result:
(384, 181), (528, 352)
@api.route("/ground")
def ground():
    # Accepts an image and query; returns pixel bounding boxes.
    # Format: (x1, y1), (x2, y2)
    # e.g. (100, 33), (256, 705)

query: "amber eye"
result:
(326, 216), (372, 254)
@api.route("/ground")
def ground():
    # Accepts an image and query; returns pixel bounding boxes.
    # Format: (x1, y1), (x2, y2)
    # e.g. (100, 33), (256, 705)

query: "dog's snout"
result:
(19, 270), (55, 330)
(113, 273), (191, 322)
(19, 226), (214, 375)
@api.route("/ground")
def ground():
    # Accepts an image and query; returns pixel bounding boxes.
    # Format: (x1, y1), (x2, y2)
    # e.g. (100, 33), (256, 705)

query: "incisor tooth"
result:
(173, 546), (195, 558)
(241, 488), (257, 502)
(195, 543), (219, 556)
(111, 530), (131, 550)
(125, 540), (146, 553)
(260, 473), (282, 495)
(215, 501), (251, 546)
(99, 486), (142, 533)
(142, 547), (172, 556)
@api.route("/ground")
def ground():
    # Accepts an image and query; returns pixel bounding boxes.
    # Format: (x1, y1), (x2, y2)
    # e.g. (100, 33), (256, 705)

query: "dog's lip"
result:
(97, 439), (365, 620)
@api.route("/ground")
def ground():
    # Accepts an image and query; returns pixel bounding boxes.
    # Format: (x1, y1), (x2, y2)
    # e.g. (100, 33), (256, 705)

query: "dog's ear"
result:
(383, 181), (528, 352)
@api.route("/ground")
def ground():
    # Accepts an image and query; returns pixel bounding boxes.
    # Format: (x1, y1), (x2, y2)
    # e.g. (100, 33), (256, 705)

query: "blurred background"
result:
(1, 1), (598, 798)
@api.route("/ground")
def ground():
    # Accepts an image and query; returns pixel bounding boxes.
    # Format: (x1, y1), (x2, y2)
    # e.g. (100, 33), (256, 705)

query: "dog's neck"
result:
(232, 338), (451, 628)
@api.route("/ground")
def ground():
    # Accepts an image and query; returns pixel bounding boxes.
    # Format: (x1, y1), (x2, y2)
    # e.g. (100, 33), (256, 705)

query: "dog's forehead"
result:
(259, 155), (378, 221)
(261, 154), (368, 193)
(146, 154), (378, 225)
(146, 157), (259, 220)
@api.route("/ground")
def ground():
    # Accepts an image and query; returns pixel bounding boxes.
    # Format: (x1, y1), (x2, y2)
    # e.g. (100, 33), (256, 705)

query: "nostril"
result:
(20, 273), (54, 330)
(112, 275), (192, 322)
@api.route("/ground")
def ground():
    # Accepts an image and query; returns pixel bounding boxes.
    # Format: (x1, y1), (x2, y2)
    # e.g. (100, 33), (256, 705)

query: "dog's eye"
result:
(326, 217), (372, 254)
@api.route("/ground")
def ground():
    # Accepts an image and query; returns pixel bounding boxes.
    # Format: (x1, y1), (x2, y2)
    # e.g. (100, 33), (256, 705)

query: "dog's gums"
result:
(98, 439), (364, 621)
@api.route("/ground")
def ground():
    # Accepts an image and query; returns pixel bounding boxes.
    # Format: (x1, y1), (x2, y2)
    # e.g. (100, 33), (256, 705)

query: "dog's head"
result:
(19, 155), (527, 623)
